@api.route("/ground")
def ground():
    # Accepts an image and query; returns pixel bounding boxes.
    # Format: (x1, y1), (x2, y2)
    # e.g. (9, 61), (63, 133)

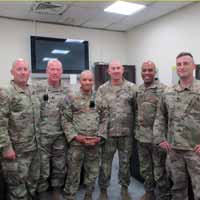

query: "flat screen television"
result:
(30, 36), (89, 74)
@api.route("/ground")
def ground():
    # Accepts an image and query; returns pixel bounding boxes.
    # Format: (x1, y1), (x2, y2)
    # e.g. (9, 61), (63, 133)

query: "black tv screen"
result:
(31, 36), (89, 74)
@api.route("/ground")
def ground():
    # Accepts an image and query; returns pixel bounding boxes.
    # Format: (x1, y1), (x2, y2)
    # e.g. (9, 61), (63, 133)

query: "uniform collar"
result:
(11, 80), (29, 93)
(175, 78), (196, 92)
(109, 78), (126, 87)
(47, 80), (63, 92)
(140, 80), (159, 90)
(80, 88), (93, 97)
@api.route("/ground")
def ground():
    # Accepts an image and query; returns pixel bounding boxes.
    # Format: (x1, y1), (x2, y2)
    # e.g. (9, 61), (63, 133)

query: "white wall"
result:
(126, 2), (200, 85)
(0, 18), (127, 85)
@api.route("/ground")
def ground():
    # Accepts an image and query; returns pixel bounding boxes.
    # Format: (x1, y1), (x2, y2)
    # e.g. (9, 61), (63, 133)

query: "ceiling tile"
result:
(28, 12), (60, 23)
(69, 2), (112, 9)
(0, 1), (193, 31)
(108, 23), (135, 32)
(0, 2), (31, 18)
(83, 11), (125, 29)
(109, 2), (192, 30)
(57, 5), (99, 25)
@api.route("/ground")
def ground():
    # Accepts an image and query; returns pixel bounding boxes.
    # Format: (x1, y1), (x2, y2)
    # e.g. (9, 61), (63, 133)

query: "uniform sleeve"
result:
(96, 87), (109, 140)
(0, 89), (13, 152)
(135, 91), (140, 137)
(153, 94), (168, 144)
(131, 85), (138, 137)
(61, 96), (78, 143)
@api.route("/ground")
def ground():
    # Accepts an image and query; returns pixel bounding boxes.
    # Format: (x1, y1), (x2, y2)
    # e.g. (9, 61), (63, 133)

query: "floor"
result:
(61, 152), (145, 200)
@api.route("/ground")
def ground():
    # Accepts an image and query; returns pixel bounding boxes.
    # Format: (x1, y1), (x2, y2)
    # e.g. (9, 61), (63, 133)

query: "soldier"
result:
(0, 87), (11, 149)
(35, 59), (69, 200)
(96, 60), (137, 200)
(62, 70), (106, 200)
(136, 61), (171, 200)
(0, 87), (10, 200)
(153, 52), (200, 200)
(0, 58), (40, 200)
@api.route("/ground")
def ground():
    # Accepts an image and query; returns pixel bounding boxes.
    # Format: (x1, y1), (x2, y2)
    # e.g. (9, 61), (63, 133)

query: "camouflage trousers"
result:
(99, 136), (132, 189)
(64, 141), (100, 200)
(138, 142), (171, 200)
(38, 133), (67, 192)
(167, 149), (200, 200)
(1, 149), (40, 200)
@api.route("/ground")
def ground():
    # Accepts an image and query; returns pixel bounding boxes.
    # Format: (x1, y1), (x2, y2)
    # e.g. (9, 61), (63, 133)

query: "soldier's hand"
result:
(90, 137), (101, 145)
(3, 149), (16, 160)
(94, 137), (101, 144)
(159, 141), (171, 153)
(84, 136), (101, 146)
(74, 135), (87, 144)
(194, 144), (200, 156)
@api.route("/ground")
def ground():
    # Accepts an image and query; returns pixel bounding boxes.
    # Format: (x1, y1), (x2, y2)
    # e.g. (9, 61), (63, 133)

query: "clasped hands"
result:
(74, 135), (101, 146)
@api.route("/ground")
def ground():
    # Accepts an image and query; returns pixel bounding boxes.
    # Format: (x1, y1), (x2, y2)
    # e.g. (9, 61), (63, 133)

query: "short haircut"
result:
(109, 60), (123, 68)
(47, 59), (62, 68)
(80, 70), (94, 80)
(176, 52), (193, 59)
(12, 58), (28, 69)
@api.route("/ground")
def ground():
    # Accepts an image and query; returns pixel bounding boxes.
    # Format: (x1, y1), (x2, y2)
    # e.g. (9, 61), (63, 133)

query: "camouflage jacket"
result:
(61, 89), (107, 144)
(34, 80), (71, 136)
(135, 81), (166, 143)
(0, 81), (40, 153)
(0, 88), (11, 150)
(96, 79), (137, 137)
(153, 79), (200, 150)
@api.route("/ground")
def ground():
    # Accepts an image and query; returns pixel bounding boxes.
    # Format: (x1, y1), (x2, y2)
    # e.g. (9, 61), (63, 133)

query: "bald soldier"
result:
(136, 61), (171, 200)
(96, 61), (137, 200)
(62, 70), (107, 200)
(34, 59), (70, 200)
(0, 59), (40, 200)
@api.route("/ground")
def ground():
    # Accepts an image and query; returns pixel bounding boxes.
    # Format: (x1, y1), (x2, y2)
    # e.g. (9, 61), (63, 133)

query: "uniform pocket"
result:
(140, 102), (157, 126)
(1, 159), (19, 185)
(2, 159), (18, 173)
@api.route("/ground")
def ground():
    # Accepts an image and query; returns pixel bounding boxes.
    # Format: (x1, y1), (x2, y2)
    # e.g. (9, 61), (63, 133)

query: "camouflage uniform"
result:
(154, 79), (200, 200)
(0, 87), (11, 149)
(136, 80), (171, 200)
(0, 87), (9, 200)
(0, 81), (40, 200)
(62, 89), (107, 200)
(34, 81), (69, 192)
(96, 79), (137, 189)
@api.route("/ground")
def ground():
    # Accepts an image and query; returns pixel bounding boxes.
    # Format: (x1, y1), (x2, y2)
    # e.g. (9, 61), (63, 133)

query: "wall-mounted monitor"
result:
(30, 36), (89, 75)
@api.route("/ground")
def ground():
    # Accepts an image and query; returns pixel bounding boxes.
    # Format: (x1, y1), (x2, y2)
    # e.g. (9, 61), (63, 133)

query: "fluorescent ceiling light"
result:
(43, 57), (57, 62)
(65, 39), (84, 43)
(104, 1), (146, 16)
(51, 49), (70, 54)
